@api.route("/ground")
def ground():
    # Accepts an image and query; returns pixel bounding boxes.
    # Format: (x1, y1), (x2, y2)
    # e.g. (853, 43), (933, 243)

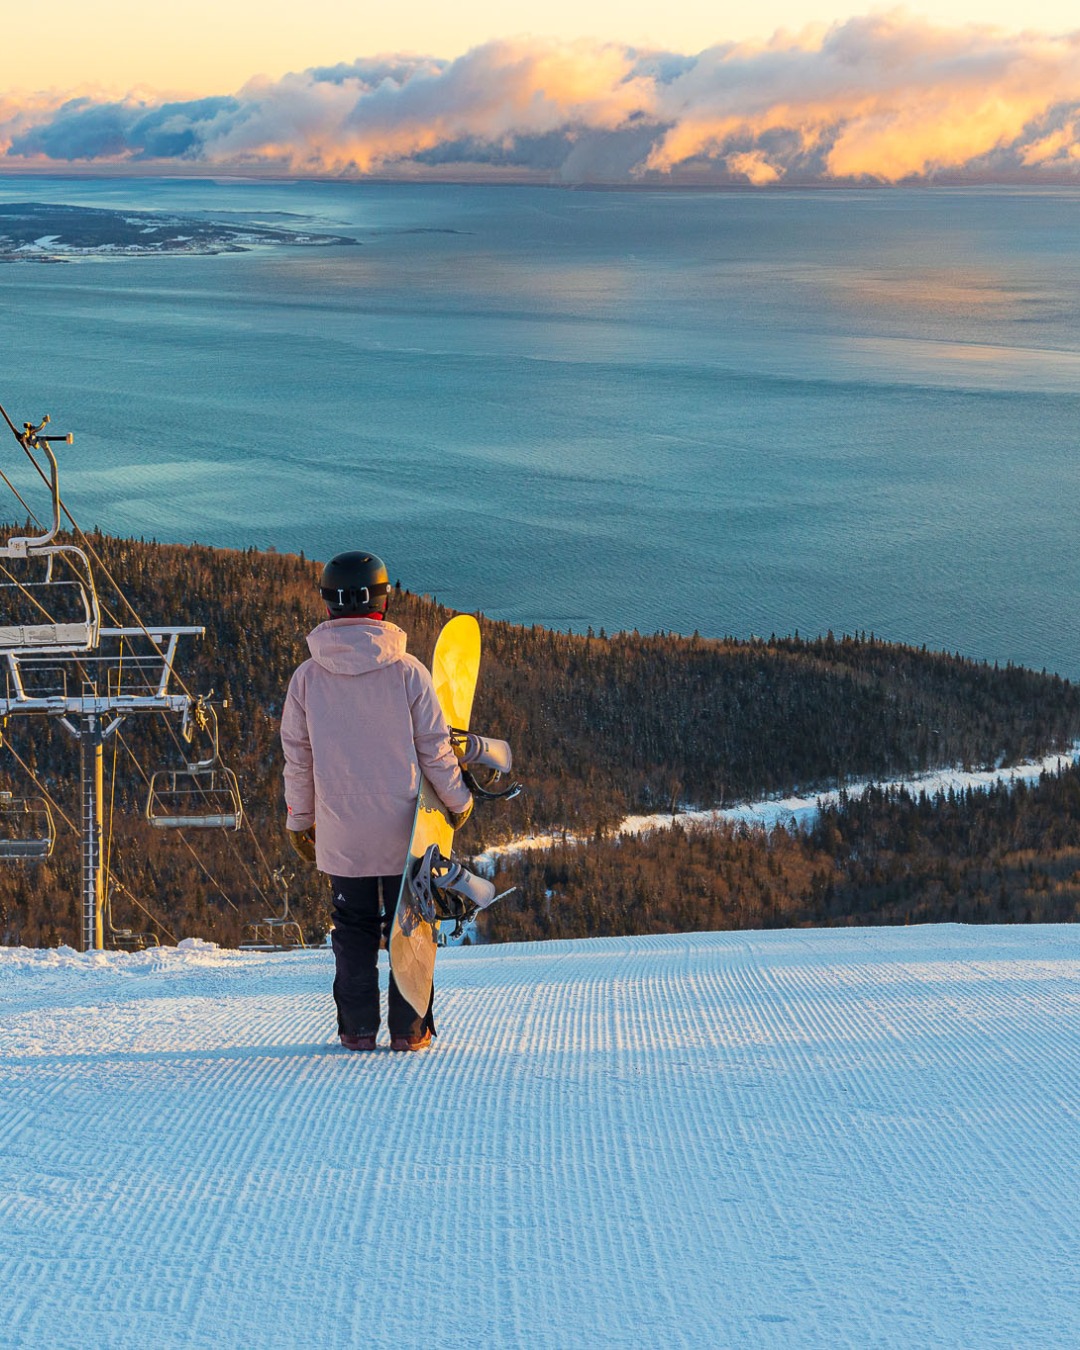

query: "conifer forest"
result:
(2, 535), (1079, 947)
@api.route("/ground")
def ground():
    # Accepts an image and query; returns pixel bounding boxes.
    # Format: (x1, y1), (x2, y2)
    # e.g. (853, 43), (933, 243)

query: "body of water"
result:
(1, 177), (1078, 675)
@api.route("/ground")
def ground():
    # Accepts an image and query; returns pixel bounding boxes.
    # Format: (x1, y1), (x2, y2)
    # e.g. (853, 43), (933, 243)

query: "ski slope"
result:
(2, 926), (1079, 1348)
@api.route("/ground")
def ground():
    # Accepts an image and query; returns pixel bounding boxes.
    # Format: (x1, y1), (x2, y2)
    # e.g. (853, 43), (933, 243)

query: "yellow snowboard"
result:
(388, 613), (481, 1019)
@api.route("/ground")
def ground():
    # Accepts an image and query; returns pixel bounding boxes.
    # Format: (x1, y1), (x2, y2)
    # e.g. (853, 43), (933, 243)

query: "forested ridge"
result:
(2, 533), (1078, 947)
(484, 767), (1080, 942)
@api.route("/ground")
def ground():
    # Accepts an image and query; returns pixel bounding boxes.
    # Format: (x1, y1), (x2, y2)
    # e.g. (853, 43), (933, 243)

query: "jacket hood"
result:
(306, 618), (408, 675)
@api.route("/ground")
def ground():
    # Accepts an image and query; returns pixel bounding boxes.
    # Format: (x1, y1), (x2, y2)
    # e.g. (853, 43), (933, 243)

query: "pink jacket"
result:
(280, 618), (471, 877)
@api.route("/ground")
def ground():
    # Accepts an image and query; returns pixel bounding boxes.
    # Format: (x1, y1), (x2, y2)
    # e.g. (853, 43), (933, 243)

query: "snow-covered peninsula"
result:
(0, 202), (357, 260)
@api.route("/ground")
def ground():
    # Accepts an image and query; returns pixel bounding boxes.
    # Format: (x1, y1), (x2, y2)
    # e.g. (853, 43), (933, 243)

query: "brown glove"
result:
(288, 825), (316, 864)
(447, 797), (474, 831)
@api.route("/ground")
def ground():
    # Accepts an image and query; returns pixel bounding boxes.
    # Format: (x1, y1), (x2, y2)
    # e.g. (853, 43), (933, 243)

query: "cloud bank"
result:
(7, 15), (1080, 184)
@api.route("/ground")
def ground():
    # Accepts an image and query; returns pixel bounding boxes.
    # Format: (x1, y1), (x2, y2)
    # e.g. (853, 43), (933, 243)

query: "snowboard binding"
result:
(405, 843), (499, 938)
(450, 729), (522, 801)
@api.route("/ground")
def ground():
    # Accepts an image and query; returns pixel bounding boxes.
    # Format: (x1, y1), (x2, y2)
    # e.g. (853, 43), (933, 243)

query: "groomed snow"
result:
(2, 926), (1079, 1347)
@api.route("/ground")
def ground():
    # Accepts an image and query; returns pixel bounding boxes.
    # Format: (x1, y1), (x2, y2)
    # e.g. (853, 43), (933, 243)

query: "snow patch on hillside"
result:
(475, 743), (1080, 872)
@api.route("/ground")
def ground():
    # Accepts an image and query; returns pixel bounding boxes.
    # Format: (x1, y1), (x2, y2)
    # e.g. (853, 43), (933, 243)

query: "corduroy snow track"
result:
(2, 925), (1079, 1348)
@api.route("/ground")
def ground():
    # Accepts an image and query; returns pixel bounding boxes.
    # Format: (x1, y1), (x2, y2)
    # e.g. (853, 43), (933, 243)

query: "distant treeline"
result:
(483, 765), (1080, 942)
(1, 533), (1078, 947)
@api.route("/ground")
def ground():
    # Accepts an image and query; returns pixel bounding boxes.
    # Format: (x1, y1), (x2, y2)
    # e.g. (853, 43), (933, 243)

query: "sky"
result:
(9, 2), (1080, 95)
(5, 4), (1080, 183)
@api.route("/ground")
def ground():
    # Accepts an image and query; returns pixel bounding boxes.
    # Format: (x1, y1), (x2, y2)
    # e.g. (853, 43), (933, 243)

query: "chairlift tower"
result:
(0, 407), (233, 951)
(3, 628), (207, 952)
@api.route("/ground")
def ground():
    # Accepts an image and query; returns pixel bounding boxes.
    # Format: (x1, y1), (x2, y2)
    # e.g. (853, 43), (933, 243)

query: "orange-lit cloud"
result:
(205, 40), (655, 174)
(7, 17), (1080, 183)
(642, 14), (1080, 179)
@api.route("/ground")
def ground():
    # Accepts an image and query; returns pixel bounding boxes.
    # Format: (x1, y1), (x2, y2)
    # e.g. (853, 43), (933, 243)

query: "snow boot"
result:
(390, 1029), (432, 1053)
(340, 1033), (377, 1052)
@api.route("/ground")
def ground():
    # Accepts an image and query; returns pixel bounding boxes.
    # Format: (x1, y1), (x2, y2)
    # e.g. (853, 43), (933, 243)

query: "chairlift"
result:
(240, 868), (307, 951)
(0, 415), (101, 653)
(146, 699), (243, 830)
(146, 764), (243, 830)
(0, 789), (55, 860)
(105, 884), (160, 951)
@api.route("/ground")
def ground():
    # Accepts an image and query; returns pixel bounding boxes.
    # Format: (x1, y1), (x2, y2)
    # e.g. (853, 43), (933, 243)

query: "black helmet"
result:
(320, 551), (391, 617)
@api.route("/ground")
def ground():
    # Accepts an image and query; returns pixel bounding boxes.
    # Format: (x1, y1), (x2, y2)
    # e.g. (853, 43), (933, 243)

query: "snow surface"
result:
(3, 926), (1079, 1347)
(475, 744), (1080, 872)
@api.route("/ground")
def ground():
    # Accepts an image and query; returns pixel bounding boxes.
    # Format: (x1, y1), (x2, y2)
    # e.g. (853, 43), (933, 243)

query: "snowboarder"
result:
(280, 551), (473, 1052)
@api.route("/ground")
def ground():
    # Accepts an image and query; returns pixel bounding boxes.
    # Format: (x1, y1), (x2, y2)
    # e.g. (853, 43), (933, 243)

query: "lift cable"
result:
(102, 637), (123, 908)
(1, 406), (280, 919)
(2, 738), (78, 834)
(3, 439), (262, 824)
(107, 878), (179, 945)
(0, 410), (200, 704)
(0, 466), (48, 538)
(0, 560), (56, 623)
(239, 801), (277, 888)
(0, 414), (205, 941)
(114, 727), (254, 914)
(18, 454), (278, 895)
(4, 708), (187, 943)
(179, 839), (249, 919)
(31, 482), (176, 654)
(0, 568), (218, 922)
(17, 435), (205, 704)
(145, 707), (274, 904)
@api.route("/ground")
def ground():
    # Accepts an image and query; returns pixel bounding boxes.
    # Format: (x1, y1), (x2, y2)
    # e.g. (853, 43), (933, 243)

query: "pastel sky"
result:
(6, 5), (1080, 184)
(9, 2), (1080, 94)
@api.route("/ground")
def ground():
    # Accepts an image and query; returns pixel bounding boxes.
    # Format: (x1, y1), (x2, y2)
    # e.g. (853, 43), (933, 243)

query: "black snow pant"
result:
(329, 874), (433, 1041)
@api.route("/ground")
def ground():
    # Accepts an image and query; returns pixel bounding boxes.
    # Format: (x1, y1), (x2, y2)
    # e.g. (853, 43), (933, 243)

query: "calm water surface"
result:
(1, 177), (1078, 675)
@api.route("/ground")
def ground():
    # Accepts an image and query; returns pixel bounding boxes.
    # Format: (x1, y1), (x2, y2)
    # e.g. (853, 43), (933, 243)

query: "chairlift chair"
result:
(0, 573), (100, 653)
(0, 790), (55, 860)
(146, 763), (243, 830)
(240, 869), (307, 951)
(108, 930), (158, 952)
(145, 699), (243, 830)
(105, 883), (160, 951)
(0, 417), (101, 654)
